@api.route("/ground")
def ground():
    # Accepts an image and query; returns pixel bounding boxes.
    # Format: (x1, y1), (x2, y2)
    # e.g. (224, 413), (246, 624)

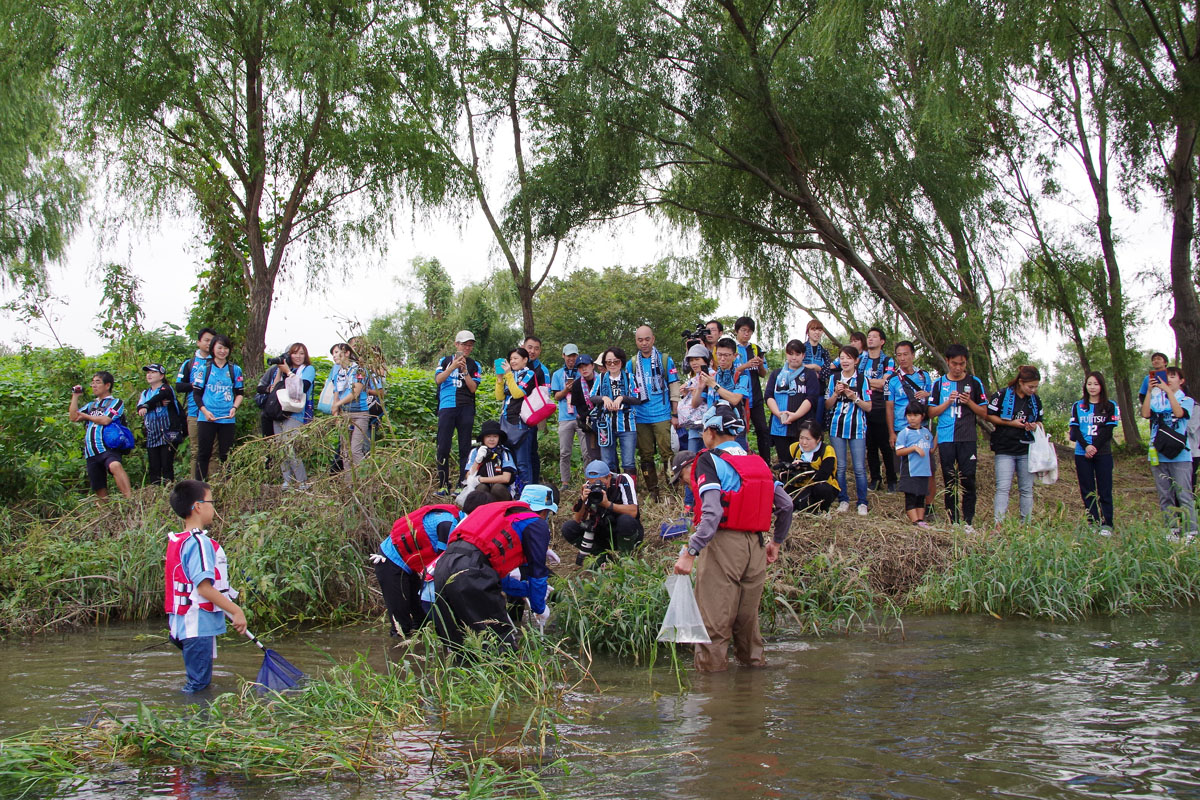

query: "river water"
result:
(2, 610), (1197, 799)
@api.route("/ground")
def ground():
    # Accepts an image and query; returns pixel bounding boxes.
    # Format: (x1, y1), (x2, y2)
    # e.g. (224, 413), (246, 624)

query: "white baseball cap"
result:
(455, 330), (476, 343)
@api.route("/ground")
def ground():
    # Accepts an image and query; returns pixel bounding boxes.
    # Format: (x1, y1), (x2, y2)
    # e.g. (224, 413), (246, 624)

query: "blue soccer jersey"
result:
(887, 369), (933, 431)
(825, 371), (868, 439)
(194, 362), (244, 423)
(82, 397), (125, 457)
(931, 374), (988, 444)
(436, 356), (481, 410)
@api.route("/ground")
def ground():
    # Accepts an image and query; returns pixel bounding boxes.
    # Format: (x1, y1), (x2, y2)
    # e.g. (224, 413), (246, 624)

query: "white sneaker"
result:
(857, 504), (868, 516)
(1097, 527), (1113, 537)
(1185, 531), (1199, 545)
(1167, 529), (1182, 542)
(836, 501), (850, 514)
(963, 524), (977, 534)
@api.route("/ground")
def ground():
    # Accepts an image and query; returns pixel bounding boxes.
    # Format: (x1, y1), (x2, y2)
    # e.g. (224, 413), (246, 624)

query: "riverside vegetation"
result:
(2, 349), (1199, 796)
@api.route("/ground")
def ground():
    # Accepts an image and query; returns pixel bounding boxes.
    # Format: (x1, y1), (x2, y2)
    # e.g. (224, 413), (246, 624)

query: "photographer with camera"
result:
(561, 460), (643, 565)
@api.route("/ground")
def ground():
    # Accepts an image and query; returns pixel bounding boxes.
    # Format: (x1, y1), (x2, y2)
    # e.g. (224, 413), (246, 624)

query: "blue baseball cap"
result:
(576, 354), (594, 365)
(584, 460), (611, 479)
(519, 484), (558, 514)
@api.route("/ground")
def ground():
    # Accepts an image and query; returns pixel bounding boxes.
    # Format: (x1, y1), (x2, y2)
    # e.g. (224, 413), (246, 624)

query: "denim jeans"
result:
(687, 429), (704, 453)
(274, 413), (308, 487)
(511, 428), (535, 487)
(993, 452), (1033, 523)
(181, 635), (215, 693)
(830, 435), (867, 505)
(600, 429), (638, 473)
(1152, 461), (1198, 532)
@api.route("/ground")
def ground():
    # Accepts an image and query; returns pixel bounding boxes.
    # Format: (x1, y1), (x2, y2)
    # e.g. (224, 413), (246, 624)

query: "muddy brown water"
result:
(1, 610), (1197, 799)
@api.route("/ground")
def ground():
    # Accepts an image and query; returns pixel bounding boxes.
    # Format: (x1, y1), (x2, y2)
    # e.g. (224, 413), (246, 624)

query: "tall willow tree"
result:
(523, 0), (1017, 374)
(62, 0), (448, 373)
(0, 1), (82, 287)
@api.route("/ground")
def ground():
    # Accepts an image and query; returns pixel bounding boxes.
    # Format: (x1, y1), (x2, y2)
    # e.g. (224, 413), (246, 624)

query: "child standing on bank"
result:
(165, 480), (247, 693)
(894, 404), (934, 527)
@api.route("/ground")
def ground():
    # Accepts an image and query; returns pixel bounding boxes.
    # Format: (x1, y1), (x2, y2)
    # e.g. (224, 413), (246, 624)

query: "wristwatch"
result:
(686, 545), (701, 557)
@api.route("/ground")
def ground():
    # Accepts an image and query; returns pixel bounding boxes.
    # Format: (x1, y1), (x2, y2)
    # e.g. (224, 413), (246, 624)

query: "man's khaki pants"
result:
(693, 530), (767, 672)
(636, 419), (673, 494)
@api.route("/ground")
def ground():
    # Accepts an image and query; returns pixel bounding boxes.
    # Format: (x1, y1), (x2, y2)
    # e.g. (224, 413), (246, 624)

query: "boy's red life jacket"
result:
(447, 500), (536, 576)
(390, 504), (461, 572)
(164, 529), (231, 615)
(689, 448), (776, 532)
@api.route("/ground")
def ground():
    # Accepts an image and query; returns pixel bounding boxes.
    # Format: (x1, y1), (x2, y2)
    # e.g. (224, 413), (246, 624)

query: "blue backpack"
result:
(102, 418), (136, 453)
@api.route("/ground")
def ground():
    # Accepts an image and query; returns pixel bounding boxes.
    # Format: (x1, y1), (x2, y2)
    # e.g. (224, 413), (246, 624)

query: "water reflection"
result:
(1, 611), (1197, 800)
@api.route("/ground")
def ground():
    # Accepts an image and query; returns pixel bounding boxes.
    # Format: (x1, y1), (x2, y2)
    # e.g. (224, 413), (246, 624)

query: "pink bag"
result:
(520, 385), (556, 425)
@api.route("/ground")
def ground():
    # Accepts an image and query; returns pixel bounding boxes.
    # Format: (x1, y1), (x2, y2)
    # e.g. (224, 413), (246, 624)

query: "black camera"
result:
(681, 323), (707, 350)
(575, 481), (608, 565)
(266, 354), (287, 366)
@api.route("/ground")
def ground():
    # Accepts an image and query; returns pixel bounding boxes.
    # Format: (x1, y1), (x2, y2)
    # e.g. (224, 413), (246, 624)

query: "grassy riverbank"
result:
(2, 423), (1195, 641)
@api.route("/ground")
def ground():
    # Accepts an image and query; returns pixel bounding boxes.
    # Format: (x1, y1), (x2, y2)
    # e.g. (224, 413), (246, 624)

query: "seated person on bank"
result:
(562, 459), (644, 564)
(783, 420), (840, 513)
(463, 419), (518, 501)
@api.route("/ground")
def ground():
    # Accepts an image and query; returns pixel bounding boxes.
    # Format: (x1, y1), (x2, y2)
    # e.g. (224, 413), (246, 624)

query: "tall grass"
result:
(0, 633), (580, 794)
(910, 520), (1200, 619)
(0, 424), (438, 636)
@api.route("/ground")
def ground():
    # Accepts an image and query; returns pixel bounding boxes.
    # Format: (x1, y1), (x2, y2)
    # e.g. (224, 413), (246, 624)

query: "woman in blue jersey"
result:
(824, 345), (872, 514)
(192, 334), (244, 480)
(496, 346), (537, 486)
(275, 342), (316, 489)
(137, 363), (182, 485)
(1069, 372), (1119, 533)
(765, 339), (819, 464)
(328, 342), (369, 476)
(592, 347), (640, 474)
(986, 365), (1042, 525)
(1141, 367), (1196, 538)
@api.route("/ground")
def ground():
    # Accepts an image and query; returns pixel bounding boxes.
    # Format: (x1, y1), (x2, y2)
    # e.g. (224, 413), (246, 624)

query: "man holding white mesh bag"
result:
(671, 404), (794, 671)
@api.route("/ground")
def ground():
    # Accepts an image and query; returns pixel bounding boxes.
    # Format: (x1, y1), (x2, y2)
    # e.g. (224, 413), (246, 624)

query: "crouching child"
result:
(165, 480), (247, 693)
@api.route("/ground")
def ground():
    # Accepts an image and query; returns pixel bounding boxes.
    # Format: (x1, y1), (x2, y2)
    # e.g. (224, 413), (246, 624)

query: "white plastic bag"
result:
(656, 575), (711, 644)
(1028, 424), (1058, 484)
(455, 473), (480, 507)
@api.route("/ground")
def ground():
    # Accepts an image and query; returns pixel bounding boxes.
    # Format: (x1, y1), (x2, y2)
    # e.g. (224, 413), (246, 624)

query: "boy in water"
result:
(165, 480), (247, 693)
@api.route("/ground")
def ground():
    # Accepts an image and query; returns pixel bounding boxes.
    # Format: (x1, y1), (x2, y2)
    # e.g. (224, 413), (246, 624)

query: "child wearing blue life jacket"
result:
(894, 404), (934, 527)
(165, 480), (246, 693)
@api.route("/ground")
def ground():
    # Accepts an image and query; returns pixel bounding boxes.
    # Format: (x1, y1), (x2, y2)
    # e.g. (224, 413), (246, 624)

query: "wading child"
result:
(165, 479), (247, 693)
(894, 404), (934, 527)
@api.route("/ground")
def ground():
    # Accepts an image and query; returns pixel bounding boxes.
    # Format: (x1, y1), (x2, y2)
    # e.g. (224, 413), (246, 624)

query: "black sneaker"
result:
(869, 478), (882, 492)
(887, 481), (898, 493)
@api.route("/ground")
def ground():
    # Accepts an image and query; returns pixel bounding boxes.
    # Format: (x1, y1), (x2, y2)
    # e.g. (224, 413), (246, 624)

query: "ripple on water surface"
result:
(1, 612), (1198, 799)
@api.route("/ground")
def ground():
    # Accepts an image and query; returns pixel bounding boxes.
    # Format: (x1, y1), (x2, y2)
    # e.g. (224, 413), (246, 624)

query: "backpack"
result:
(99, 398), (136, 453)
(162, 386), (187, 444)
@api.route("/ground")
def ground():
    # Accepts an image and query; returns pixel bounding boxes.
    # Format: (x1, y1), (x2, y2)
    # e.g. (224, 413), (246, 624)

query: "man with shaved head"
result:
(631, 325), (680, 500)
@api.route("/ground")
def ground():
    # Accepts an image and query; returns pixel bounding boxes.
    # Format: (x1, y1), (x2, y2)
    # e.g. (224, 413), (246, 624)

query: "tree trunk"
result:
(1168, 118), (1200, 375)
(518, 284), (535, 338)
(242, 266), (273, 382)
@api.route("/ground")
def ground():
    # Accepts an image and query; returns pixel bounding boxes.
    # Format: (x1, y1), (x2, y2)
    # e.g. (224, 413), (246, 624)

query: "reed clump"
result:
(911, 520), (1200, 619)
(0, 632), (581, 794)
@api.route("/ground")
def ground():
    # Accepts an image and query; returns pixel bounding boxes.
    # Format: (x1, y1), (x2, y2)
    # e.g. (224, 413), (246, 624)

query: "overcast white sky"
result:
(0, 160), (1177, 368)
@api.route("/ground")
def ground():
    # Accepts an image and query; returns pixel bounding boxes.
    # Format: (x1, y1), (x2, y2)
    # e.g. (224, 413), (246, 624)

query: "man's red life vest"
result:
(164, 529), (231, 615)
(447, 500), (536, 576)
(689, 448), (776, 532)
(390, 504), (461, 572)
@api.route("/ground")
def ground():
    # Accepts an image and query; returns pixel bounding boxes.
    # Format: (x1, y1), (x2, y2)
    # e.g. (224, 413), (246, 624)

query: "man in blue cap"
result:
(562, 459), (642, 564)
(430, 483), (557, 647)
(674, 403), (793, 671)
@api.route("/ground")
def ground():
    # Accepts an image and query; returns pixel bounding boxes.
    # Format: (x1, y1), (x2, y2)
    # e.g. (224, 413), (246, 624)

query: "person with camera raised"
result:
(70, 371), (133, 499)
(434, 331), (481, 494)
(562, 459), (643, 565)
(693, 337), (751, 450)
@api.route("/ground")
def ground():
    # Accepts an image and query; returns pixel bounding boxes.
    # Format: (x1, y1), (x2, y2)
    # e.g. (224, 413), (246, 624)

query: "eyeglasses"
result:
(193, 500), (214, 506)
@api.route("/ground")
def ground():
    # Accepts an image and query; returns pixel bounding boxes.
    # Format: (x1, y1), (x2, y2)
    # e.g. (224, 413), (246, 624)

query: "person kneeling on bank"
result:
(165, 479), (247, 693)
(673, 404), (793, 672)
(371, 503), (463, 638)
(431, 484), (557, 648)
(562, 459), (644, 565)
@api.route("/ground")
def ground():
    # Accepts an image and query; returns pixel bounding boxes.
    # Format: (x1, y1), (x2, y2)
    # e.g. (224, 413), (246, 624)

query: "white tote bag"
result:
(656, 575), (711, 644)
